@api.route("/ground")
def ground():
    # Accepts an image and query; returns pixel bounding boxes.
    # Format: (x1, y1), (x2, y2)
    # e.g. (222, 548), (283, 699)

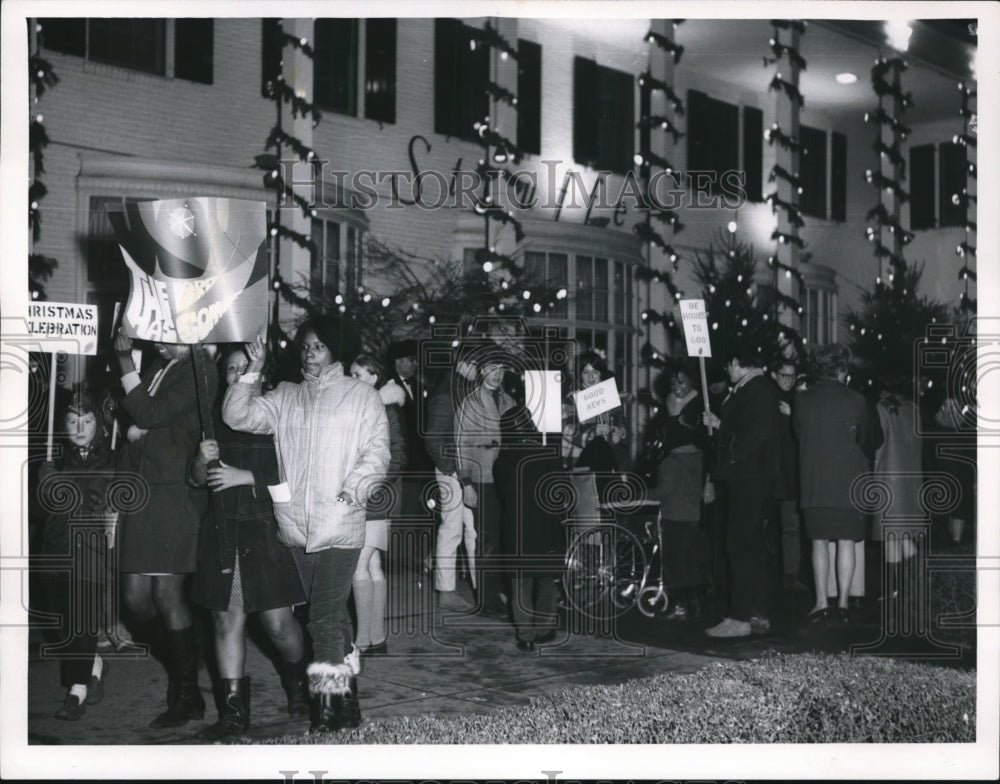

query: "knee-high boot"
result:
(195, 677), (250, 742)
(279, 657), (311, 718)
(149, 626), (206, 729)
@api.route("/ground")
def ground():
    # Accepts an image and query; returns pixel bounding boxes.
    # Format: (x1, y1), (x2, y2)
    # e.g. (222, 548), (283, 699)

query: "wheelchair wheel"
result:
(563, 524), (646, 619)
(637, 584), (669, 618)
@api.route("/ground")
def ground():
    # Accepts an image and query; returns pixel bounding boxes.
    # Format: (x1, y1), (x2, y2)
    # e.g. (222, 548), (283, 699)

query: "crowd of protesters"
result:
(29, 317), (974, 737)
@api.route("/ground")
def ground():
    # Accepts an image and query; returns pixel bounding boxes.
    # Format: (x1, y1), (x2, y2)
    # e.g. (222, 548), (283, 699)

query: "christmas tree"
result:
(690, 232), (804, 375)
(844, 258), (948, 390)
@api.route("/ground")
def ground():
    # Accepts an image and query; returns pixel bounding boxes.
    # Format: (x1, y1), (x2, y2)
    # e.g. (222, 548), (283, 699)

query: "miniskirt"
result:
(803, 507), (865, 541)
(364, 519), (390, 551)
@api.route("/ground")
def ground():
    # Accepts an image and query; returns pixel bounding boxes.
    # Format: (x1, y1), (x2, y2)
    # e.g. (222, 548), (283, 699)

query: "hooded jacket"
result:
(222, 362), (390, 552)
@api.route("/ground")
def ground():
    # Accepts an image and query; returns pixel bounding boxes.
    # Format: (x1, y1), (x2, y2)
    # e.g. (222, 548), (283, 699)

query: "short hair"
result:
(770, 358), (798, 374)
(724, 341), (764, 369)
(813, 343), (850, 380)
(670, 358), (699, 387)
(352, 353), (390, 388)
(295, 317), (344, 361)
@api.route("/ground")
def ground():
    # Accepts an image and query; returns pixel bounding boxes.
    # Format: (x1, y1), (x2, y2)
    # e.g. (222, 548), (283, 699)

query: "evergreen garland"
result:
(29, 21), (59, 300)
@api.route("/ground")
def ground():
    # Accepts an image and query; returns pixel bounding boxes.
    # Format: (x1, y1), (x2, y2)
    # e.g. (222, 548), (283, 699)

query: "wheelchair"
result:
(562, 470), (668, 618)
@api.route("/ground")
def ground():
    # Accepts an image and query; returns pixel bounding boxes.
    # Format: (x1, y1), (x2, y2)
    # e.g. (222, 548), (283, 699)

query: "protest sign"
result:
(573, 376), (621, 423)
(26, 301), (99, 356)
(108, 197), (268, 344)
(679, 298), (711, 358)
(524, 370), (563, 433)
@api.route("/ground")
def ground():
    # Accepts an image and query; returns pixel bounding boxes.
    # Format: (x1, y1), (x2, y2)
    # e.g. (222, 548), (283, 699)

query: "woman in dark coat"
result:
(189, 348), (308, 741)
(794, 344), (882, 624)
(113, 330), (217, 729)
(493, 405), (566, 651)
(348, 353), (407, 656)
(642, 361), (709, 620)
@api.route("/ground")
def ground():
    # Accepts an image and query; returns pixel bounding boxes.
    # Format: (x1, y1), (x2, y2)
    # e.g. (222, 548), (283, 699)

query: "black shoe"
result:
(807, 607), (830, 625)
(515, 639), (535, 652)
(55, 693), (85, 721)
(363, 641), (388, 656)
(836, 607), (851, 624)
(195, 677), (250, 743)
(279, 658), (311, 718)
(149, 627), (205, 729)
(848, 596), (865, 611)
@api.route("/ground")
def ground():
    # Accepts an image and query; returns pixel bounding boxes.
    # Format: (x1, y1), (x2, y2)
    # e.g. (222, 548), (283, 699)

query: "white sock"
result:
(91, 655), (103, 680)
(69, 683), (88, 702)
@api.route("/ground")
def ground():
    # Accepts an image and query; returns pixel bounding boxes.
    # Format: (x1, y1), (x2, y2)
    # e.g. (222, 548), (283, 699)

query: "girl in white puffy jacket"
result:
(222, 320), (389, 734)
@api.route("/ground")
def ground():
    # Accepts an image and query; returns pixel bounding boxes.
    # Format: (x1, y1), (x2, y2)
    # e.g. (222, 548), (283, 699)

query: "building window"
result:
(831, 131), (847, 221)
(909, 142), (968, 231)
(524, 251), (568, 318)
(517, 39), (542, 156)
(174, 19), (213, 84)
(686, 90), (739, 196)
(573, 57), (634, 174)
(314, 19), (359, 115)
(804, 287), (837, 346)
(742, 106), (764, 203)
(261, 19), (282, 97)
(310, 216), (365, 301)
(938, 142), (967, 228)
(799, 125), (827, 219)
(435, 19), (489, 142)
(311, 219), (341, 299)
(365, 19), (397, 123)
(41, 18), (212, 83)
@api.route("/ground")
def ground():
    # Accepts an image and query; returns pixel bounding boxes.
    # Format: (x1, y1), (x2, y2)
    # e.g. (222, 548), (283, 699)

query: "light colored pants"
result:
(433, 469), (476, 591)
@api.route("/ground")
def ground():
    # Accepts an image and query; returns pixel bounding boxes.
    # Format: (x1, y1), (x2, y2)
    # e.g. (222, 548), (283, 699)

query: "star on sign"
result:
(169, 207), (196, 238)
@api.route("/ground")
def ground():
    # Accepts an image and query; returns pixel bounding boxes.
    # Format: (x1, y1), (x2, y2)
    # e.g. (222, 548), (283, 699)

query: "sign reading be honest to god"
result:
(573, 376), (622, 422)
(679, 298), (712, 358)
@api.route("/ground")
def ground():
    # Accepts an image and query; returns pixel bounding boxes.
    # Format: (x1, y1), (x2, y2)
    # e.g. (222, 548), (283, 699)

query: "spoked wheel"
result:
(637, 584), (669, 617)
(564, 524), (646, 619)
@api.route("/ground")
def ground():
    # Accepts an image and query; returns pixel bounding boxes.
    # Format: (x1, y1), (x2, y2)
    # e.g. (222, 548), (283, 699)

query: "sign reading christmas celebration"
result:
(25, 301), (100, 355)
(108, 197), (269, 344)
(679, 298), (712, 358)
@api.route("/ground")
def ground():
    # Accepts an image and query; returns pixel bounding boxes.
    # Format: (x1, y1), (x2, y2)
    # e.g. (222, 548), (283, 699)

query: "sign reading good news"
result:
(679, 298), (712, 358)
(573, 377), (621, 423)
(26, 301), (99, 355)
(108, 197), (269, 344)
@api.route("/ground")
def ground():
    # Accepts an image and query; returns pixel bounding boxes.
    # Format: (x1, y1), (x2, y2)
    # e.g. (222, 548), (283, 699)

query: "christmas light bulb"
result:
(533, 303), (542, 313)
(339, 305), (346, 313)
(522, 290), (531, 299)
(429, 315), (437, 323)
(381, 297), (391, 307)
(335, 294), (344, 304)
(712, 322), (719, 330)
(363, 294), (372, 303)
(279, 339), (288, 349)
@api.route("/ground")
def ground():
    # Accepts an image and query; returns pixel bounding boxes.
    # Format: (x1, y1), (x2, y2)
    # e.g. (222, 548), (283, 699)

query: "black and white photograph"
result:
(1, 0), (997, 779)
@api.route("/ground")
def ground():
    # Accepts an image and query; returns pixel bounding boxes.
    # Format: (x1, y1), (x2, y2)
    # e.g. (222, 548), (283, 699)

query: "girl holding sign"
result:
(561, 350), (629, 473)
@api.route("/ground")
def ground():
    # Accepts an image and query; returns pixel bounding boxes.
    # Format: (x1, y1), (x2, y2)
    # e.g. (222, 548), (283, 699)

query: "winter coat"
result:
(455, 383), (516, 486)
(562, 388), (630, 472)
(37, 435), (115, 581)
(794, 379), (882, 511)
(222, 362), (390, 553)
(711, 373), (782, 486)
(871, 396), (923, 535)
(190, 409), (305, 612)
(117, 354), (216, 573)
(493, 441), (566, 564)
(367, 381), (407, 520)
(391, 373), (433, 472)
(774, 384), (799, 501)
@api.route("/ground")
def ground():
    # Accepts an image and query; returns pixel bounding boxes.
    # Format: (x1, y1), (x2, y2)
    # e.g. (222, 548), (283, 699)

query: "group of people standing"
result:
(33, 316), (969, 739)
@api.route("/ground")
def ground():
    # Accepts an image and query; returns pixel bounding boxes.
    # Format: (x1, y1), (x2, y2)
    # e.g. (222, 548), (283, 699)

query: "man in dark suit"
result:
(703, 344), (782, 638)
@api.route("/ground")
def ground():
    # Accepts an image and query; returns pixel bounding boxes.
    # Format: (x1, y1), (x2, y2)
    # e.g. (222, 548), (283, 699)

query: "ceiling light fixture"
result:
(835, 72), (858, 85)
(884, 20), (912, 52)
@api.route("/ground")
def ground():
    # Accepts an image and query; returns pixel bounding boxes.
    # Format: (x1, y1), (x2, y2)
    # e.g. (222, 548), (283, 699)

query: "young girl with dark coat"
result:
(36, 386), (115, 721)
